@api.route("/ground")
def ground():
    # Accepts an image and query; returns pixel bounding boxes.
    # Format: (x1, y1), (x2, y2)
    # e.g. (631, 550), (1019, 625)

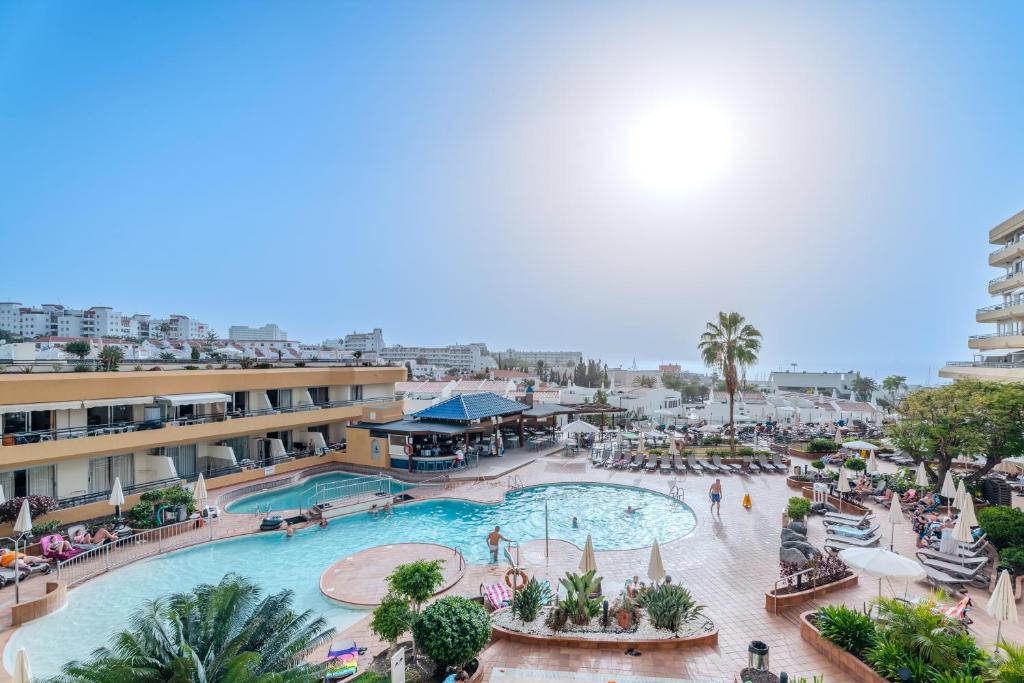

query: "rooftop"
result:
(412, 392), (529, 422)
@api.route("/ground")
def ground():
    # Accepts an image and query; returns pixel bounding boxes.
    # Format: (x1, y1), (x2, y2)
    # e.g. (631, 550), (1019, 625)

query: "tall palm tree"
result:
(698, 312), (762, 455)
(48, 574), (334, 683)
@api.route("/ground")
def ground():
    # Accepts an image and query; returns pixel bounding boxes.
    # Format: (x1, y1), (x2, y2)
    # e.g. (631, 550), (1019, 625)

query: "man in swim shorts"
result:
(486, 525), (510, 563)
(709, 478), (723, 514)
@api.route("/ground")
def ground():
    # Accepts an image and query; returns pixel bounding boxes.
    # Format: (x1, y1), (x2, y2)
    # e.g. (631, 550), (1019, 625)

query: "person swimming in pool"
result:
(709, 478), (723, 515)
(571, 516), (579, 528)
(626, 506), (641, 515)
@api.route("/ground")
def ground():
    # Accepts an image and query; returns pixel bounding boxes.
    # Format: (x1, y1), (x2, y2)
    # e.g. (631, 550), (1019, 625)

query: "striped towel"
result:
(325, 641), (358, 680)
(484, 583), (512, 610)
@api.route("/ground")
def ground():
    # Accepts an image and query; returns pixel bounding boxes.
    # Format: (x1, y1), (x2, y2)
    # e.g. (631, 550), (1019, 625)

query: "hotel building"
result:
(941, 208), (1024, 382)
(0, 365), (404, 521)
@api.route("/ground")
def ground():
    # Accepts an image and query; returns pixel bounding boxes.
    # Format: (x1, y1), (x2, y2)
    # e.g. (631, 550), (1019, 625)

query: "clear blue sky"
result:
(2, 2), (1024, 384)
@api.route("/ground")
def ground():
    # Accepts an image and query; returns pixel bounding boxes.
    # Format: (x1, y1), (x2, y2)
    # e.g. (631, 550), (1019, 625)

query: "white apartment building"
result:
(502, 349), (582, 368)
(343, 328), (385, 355)
(766, 371), (861, 399)
(381, 343), (496, 373)
(0, 303), (210, 340)
(229, 323), (288, 341)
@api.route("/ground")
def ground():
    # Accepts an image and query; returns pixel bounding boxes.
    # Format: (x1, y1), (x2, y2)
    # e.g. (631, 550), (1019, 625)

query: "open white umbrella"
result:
(987, 570), (1019, 650)
(887, 497), (904, 552)
(940, 471), (957, 515)
(837, 467), (851, 494)
(838, 547), (926, 597)
(578, 534), (598, 574)
(953, 479), (968, 510)
(647, 539), (666, 585)
(12, 648), (31, 683)
(843, 440), (879, 452)
(563, 421), (599, 436)
(915, 462), (929, 488)
(109, 476), (126, 519)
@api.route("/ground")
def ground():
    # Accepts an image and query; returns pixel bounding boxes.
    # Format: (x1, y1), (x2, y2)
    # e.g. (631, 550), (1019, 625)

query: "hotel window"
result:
(87, 404), (133, 427)
(2, 410), (51, 436)
(266, 389), (292, 410)
(167, 444), (198, 478)
(88, 454), (135, 493)
(350, 385), (364, 401)
(221, 436), (251, 462)
(231, 391), (248, 413)
(0, 465), (56, 499)
(309, 386), (329, 405)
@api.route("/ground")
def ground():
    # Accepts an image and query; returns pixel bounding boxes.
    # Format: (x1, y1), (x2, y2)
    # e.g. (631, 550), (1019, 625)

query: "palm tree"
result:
(48, 574), (334, 683)
(880, 374), (907, 413)
(850, 376), (878, 402)
(698, 312), (762, 455)
(632, 375), (656, 388)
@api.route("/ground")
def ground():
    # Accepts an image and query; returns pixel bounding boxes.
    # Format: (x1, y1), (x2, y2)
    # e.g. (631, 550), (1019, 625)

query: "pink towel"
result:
(484, 583), (511, 610)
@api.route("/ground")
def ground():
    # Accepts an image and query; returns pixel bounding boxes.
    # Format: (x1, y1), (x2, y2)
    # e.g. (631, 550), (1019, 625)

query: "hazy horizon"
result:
(3, 2), (1024, 387)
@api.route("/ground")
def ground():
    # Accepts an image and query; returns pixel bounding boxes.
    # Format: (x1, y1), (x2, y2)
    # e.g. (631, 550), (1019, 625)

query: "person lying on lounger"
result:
(0, 548), (46, 568)
(74, 527), (117, 545)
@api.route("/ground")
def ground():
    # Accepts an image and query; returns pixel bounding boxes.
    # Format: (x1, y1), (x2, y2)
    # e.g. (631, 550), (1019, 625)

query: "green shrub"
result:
(815, 604), (876, 658)
(787, 496), (811, 522)
(866, 641), (932, 681)
(412, 596), (490, 668)
(544, 604), (569, 631)
(558, 570), (603, 626)
(31, 520), (60, 536)
(978, 506), (1024, 550)
(127, 501), (157, 529)
(736, 446), (755, 457)
(370, 592), (412, 647)
(73, 363), (91, 372)
(351, 672), (389, 683)
(636, 584), (704, 632)
(387, 559), (445, 613)
(844, 458), (866, 471)
(998, 545), (1024, 572)
(807, 439), (839, 453)
(810, 459), (825, 471)
(874, 598), (961, 670)
(511, 578), (550, 623)
(993, 641), (1024, 682)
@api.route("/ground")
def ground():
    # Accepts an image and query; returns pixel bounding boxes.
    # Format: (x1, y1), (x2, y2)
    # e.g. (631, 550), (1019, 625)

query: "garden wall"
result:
(799, 611), (886, 683)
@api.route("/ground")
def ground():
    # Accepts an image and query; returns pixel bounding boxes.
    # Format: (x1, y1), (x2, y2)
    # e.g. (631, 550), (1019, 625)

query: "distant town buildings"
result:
(766, 370), (862, 399)
(0, 303), (210, 340)
(343, 328), (384, 355)
(381, 343), (496, 373)
(501, 349), (582, 368)
(229, 323), (288, 341)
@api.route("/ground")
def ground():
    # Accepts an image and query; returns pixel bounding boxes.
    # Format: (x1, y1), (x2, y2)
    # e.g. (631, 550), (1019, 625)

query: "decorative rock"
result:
(780, 547), (809, 565)
(781, 529), (806, 544)
(788, 521), (808, 536)
(781, 540), (820, 559)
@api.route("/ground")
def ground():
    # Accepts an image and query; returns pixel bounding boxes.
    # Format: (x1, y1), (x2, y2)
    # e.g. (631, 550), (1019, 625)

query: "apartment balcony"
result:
(988, 271), (1024, 295)
(990, 208), (1024, 245)
(0, 397), (403, 469)
(967, 332), (1024, 351)
(976, 301), (1024, 322)
(989, 239), (1024, 267)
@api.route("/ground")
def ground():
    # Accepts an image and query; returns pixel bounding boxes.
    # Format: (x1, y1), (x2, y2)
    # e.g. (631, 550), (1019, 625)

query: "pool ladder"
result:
(507, 475), (524, 491)
(254, 504), (272, 519)
(669, 482), (685, 501)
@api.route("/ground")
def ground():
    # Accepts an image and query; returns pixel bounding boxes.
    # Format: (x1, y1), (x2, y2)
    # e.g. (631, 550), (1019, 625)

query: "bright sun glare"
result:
(625, 100), (735, 195)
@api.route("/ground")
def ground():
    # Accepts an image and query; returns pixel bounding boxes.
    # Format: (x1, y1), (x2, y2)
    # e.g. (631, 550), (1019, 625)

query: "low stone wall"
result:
(799, 610), (887, 683)
(489, 609), (718, 650)
(764, 573), (858, 613)
(12, 580), (66, 626)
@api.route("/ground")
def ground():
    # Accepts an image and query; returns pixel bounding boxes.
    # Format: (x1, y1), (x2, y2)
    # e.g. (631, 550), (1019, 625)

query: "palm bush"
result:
(411, 596), (490, 669)
(47, 574), (334, 682)
(558, 571), (603, 626)
(815, 604), (876, 658)
(636, 584), (704, 632)
(844, 458), (866, 471)
(991, 640), (1024, 682)
(511, 578), (550, 623)
(874, 597), (961, 671)
(865, 640), (933, 681)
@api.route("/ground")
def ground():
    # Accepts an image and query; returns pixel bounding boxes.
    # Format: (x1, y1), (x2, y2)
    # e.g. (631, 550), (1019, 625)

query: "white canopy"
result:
(941, 471), (958, 499)
(842, 440), (878, 451)
(954, 480), (968, 509)
(562, 421), (600, 436)
(82, 396), (154, 409)
(959, 495), (979, 528)
(12, 648), (31, 683)
(867, 452), (878, 474)
(837, 467), (851, 494)
(987, 570), (1019, 645)
(838, 547), (926, 581)
(0, 400), (82, 414)
(155, 392), (232, 406)
(698, 424), (722, 434)
(996, 457), (1024, 474)
(652, 409), (675, 417)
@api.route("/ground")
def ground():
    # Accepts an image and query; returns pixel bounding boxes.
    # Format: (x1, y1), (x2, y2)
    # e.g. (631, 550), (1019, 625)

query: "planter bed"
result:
(799, 611), (887, 683)
(764, 572), (858, 612)
(490, 606), (718, 650)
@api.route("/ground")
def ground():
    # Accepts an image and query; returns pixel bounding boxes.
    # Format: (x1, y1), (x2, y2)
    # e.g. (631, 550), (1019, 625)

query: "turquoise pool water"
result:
(224, 472), (412, 513)
(7, 483), (695, 677)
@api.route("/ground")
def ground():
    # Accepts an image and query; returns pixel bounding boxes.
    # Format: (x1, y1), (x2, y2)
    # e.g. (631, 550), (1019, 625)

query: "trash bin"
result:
(748, 640), (769, 671)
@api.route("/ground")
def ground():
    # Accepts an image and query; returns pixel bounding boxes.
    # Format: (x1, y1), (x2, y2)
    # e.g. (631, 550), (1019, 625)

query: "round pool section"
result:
(8, 483), (695, 677)
(224, 472), (412, 513)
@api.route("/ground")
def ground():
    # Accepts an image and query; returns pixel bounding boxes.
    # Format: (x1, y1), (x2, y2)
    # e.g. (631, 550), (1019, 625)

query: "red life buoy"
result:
(504, 568), (528, 588)
(404, 443), (413, 456)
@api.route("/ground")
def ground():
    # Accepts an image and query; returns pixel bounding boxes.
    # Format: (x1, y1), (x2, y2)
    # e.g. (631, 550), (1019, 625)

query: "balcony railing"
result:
(2, 396), (396, 445)
(989, 272), (1024, 286)
(945, 360), (1024, 369)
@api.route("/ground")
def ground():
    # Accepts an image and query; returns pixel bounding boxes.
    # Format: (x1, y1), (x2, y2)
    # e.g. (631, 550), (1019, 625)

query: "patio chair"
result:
(481, 583), (513, 611)
(687, 452), (705, 475)
(922, 565), (973, 593)
(701, 456), (721, 474)
(917, 557), (990, 587)
(916, 547), (990, 565)
(644, 453), (658, 473)
(711, 453), (740, 474)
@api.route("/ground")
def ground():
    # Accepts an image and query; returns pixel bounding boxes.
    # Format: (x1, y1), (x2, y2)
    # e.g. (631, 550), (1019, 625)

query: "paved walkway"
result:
(319, 543), (465, 607)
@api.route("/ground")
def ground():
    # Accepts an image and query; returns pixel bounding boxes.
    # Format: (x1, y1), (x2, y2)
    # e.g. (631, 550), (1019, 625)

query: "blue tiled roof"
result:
(413, 392), (530, 422)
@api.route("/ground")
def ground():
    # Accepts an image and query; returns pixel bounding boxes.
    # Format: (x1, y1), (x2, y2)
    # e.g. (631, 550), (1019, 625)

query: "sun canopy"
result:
(838, 547), (925, 581)
(0, 400), (82, 414)
(842, 440), (878, 451)
(82, 396), (154, 409)
(562, 421), (600, 436)
(155, 392), (232, 406)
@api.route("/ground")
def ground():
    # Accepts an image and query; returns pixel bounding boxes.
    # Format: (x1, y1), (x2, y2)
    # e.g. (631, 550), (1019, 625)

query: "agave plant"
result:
(636, 584), (704, 632)
(511, 577), (551, 623)
(557, 570), (603, 626)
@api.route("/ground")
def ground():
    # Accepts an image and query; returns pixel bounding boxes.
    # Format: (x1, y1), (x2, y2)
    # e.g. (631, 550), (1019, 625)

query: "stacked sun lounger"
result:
(823, 512), (881, 551)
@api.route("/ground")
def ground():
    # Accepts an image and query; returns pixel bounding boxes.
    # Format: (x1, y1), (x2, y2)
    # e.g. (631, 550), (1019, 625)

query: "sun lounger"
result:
(325, 640), (359, 681)
(923, 565), (972, 592)
(758, 453), (782, 473)
(824, 534), (881, 551)
(687, 453), (705, 474)
(743, 456), (761, 474)
(827, 523), (880, 539)
(41, 534), (82, 562)
(772, 452), (789, 473)
(659, 456), (671, 474)
(915, 547), (988, 565)
(823, 511), (874, 526)
(645, 454), (658, 472)
(918, 557), (990, 587)
(0, 567), (28, 588)
(712, 454), (740, 474)
(482, 583), (512, 610)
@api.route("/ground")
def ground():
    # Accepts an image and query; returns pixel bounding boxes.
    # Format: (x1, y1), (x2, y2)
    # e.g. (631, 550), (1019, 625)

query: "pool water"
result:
(8, 483), (695, 677)
(224, 472), (412, 513)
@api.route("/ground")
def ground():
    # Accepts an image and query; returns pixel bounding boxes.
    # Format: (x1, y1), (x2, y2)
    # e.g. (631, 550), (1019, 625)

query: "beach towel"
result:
(325, 640), (358, 680)
(484, 583), (512, 610)
(829, 525), (875, 539)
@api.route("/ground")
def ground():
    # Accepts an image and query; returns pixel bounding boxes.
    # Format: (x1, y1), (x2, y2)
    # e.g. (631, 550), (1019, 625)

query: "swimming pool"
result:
(8, 483), (695, 677)
(224, 472), (412, 513)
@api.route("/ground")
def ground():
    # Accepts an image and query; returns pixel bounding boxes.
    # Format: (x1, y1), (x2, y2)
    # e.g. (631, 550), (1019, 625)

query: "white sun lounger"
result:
(711, 453), (740, 473)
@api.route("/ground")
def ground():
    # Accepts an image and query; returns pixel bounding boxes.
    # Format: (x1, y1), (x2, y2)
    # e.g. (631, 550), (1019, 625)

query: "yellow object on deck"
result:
(742, 492), (752, 508)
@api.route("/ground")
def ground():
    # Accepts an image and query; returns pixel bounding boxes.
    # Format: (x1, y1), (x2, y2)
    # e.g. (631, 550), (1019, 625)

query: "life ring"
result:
(404, 443), (413, 457)
(504, 567), (528, 588)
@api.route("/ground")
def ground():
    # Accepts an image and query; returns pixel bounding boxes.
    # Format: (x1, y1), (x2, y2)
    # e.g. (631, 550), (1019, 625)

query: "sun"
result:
(625, 100), (735, 195)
